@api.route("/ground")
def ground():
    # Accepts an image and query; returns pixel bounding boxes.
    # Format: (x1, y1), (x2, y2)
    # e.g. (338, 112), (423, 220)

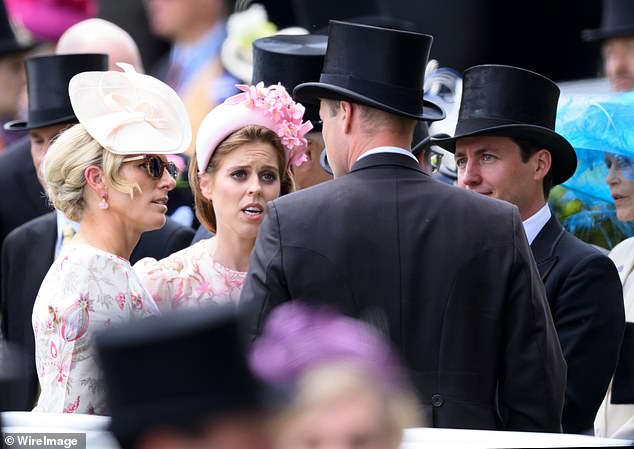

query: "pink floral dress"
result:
(32, 244), (159, 415)
(133, 239), (246, 312)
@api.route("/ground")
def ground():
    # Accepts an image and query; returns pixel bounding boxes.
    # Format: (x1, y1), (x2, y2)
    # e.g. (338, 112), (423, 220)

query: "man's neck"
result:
(346, 135), (412, 171)
(520, 199), (547, 221)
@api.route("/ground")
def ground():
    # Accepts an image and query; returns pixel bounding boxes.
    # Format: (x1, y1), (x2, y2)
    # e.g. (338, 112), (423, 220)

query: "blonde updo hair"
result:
(42, 124), (140, 222)
(189, 124), (295, 233)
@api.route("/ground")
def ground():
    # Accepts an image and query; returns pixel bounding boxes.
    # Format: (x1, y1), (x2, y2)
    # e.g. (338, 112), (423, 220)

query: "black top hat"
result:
(294, 20), (444, 121)
(431, 64), (576, 186)
(582, 0), (634, 42)
(95, 306), (272, 446)
(411, 122), (430, 156)
(4, 53), (108, 132)
(252, 34), (327, 130)
(0, 0), (35, 55)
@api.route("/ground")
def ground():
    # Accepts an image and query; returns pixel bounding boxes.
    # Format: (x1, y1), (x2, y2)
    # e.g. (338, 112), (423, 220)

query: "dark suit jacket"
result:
(531, 215), (625, 434)
(0, 212), (194, 411)
(240, 152), (566, 432)
(0, 137), (51, 248)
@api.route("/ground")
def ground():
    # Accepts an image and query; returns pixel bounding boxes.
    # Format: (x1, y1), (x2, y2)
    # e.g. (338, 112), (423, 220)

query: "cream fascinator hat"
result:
(196, 82), (313, 173)
(68, 62), (192, 155)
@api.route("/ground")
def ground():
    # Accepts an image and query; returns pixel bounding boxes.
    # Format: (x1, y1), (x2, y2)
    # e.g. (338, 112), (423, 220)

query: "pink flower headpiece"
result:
(196, 82), (313, 173)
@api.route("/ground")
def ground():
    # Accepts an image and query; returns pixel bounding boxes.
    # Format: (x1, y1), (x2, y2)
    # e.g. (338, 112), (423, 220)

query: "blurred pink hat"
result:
(196, 82), (313, 173)
(69, 62), (192, 155)
(6, 0), (97, 42)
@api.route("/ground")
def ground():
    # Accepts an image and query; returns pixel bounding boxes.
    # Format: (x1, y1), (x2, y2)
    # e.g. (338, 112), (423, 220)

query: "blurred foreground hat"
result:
(294, 20), (444, 121)
(582, 0), (634, 42)
(252, 34), (326, 129)
(432, 64), (577, 186)
(95, 306), (272, 447)
(5, 53), (107, 131)
(6, 0), (96, 42)
(250, 301), (407, 390)
(68, 62), (192, 155)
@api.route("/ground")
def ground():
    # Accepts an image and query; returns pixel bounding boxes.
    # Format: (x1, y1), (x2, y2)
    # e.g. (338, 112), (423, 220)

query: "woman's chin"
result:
(143, 215), (167, 232)
(616, 207), (634, 223)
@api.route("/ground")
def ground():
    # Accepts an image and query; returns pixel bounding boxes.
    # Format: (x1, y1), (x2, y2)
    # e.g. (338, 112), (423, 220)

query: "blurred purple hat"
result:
(6, 0), (97, 42)
(249, 302), (407, 391)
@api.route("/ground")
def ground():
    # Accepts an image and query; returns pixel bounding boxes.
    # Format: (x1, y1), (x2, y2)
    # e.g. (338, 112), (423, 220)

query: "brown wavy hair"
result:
(189, 125), (295, 233)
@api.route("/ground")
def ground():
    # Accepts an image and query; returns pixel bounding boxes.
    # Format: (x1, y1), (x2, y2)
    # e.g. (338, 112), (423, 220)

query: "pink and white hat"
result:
(196, 82), (313, 173)
(68, 62), (192, 155)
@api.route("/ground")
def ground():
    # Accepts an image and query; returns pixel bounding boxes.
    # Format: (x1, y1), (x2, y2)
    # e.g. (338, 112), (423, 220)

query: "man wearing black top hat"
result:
(240, 21), (566, 432)
(582, 0), (634, 92)
(432, 64), (625, 434)
(95, 305), (274, 449)
(0, 53), (194, 412)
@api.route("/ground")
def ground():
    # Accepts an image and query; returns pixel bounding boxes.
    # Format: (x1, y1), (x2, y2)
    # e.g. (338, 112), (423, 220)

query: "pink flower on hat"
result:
(228, 82), (313, 167)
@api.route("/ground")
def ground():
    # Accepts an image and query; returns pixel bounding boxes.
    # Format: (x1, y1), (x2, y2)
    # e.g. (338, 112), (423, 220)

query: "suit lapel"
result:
(27, 212), (57, 282)
(530, 215), (565, 281)
(13, 138), (50, 216)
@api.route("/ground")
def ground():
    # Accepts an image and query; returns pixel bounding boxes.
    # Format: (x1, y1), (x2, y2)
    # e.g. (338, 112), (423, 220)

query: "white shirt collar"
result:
(356, 146), (418, 163)
(522, 203), (552, 245)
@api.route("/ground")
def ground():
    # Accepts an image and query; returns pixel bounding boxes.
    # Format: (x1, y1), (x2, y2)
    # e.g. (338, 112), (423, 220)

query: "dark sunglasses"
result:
(122, 155), (178, 180)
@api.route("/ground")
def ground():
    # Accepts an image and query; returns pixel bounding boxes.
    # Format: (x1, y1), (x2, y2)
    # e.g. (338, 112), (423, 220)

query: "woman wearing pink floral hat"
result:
(134, 82), (311, 311)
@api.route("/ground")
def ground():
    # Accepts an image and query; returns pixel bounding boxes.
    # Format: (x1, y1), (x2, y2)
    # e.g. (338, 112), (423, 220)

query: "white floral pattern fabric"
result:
(32, 244), (159, 415)
(133, 239), (246, 312)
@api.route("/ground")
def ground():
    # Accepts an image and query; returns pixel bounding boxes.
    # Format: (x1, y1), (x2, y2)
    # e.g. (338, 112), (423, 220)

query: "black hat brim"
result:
(581, 24), (634, 42)
(4, 114), (77, 132)
(431, 123), (577, 186)
(294, 82), (446, 122)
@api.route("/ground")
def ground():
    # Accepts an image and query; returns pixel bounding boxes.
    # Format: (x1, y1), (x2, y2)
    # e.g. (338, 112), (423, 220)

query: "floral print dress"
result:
(32, 244), (159, 415)
(133, 238), (246, 312)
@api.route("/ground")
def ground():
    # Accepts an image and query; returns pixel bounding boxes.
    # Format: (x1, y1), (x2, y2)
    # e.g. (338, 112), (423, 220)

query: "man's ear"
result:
(340, 101), (354, 134)
(534, 149), (552, 181)
(84, 165), (107, 197)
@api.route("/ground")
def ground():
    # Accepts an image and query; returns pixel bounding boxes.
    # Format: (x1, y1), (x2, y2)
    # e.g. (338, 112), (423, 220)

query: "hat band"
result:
(27, 106), (75, 124)
(319, 73), (423, 114)
(454, 117), (553, 136)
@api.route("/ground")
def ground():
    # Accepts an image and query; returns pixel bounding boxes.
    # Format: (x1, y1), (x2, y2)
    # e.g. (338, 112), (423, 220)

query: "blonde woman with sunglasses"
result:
(31, 64), (191, 414)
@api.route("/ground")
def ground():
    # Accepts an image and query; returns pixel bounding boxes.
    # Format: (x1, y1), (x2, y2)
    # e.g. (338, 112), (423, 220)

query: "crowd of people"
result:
(0, 0), (634, 447)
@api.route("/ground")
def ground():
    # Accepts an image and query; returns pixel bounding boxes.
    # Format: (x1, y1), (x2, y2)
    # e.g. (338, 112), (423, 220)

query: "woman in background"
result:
(557, 92), (634, 438)
(250, 302), (421, 449)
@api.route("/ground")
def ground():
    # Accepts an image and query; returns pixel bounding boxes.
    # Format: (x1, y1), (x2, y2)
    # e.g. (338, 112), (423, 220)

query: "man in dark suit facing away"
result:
(432, 64), (625, 434)
(240, 20), (566, 432)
